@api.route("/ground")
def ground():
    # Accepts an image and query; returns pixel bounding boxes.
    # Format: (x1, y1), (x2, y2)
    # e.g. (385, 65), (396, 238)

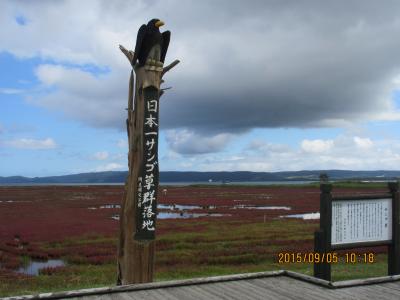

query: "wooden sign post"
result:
(314, 182), (400, 281)
(117, 19), (179, 285)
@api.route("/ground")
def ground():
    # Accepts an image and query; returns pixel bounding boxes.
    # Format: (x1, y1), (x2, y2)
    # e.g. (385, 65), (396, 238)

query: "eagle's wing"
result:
(132, 24), (147, 64)
(160, 31), (170, 63)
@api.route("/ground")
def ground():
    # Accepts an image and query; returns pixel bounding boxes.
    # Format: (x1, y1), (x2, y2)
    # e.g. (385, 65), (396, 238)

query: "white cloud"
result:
(165, 133), (400, 172)
(247, 139), (291, 153)
(111, 153), (125, 160)
(0, 1), (131, 65)
(32, 64), (125, 128)
(301, 139), (334, 153)
(198, 160), (274, 172)
(2, 1), (400, 133)
(372, 112), (400, 122)
(95, 162), (124, 172)
(116, 138), (127, 148)
(4, 137), (56, 149)
(93, 151), (109, 160)
(35, 64), (65, 85)
(2, 1), (400, 176)
(353, 136), (373, 149)
(0, 88), (24, 94)
(166, 129), (233, 154)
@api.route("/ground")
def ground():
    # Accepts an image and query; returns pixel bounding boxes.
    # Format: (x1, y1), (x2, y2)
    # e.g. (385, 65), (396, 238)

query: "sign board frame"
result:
(331, 196), (392, 249)
(314, 182), (400, 281)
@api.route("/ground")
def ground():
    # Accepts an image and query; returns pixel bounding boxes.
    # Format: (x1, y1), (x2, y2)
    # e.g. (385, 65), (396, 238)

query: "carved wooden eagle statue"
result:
(132, 18), (170, 66)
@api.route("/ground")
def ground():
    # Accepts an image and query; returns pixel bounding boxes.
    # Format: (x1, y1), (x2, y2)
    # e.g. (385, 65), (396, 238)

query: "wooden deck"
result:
(3, 270), (400, 300)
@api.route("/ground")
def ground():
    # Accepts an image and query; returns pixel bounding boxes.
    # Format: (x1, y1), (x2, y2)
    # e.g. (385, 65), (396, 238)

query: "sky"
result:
(1, 0), (400, 177)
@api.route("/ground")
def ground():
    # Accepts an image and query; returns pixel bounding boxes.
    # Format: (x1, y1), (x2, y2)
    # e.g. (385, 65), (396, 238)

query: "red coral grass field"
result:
(0, 184), (390, 296)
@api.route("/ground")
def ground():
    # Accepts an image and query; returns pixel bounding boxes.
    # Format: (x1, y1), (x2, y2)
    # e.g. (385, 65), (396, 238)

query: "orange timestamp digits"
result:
(277, 252), (376, 264)
(344, 252), (375, 264)
(278, 252), (339, 264)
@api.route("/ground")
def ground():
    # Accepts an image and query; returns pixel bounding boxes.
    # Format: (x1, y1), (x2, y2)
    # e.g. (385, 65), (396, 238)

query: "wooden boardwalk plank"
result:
(195, 281), (260, 300)
(345, 286), (394, 300)
(379, 282), (400, 291)
(234, 279), (299, 300)
(353, 284), (400, 300)
(171, 285), (225, 300)
(219, 280), (280, 300)
(4, 271), (400, 300)
(334, 286), (375, 300)
(107, 277), (400, 300)
(164, 286), (213, 300)
(250, 277), (335, 300)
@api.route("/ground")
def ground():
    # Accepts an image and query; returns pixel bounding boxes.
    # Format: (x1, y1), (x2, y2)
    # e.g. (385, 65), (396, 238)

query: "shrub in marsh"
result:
(39, 266), (66, 276)
(1, 256), (22, 269)
(29, 251), (48, 260)
(66, 244), (115, 258)
(47, 248), (66, 258)
(156, 239), (175, 251)
(5, 241), (19, 248)
(65, 255), (89, 265)
(86, 255), (115, 265)
(0, 243), (22, 255)
(199, 253), (260, 265)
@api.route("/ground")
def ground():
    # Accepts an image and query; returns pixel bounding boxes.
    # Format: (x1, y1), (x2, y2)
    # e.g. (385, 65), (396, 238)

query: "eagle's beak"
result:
(155, 20), (165, 28)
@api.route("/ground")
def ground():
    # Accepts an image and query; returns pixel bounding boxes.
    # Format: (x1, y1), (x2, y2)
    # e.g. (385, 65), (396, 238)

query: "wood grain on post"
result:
(117, 45), (179, 285)
(314, 183), (332, 281)
(388, 181), (400, 276)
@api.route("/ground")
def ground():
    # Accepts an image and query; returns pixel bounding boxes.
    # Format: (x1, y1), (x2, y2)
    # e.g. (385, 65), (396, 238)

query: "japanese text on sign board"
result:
(331, 198), (392, 245)
(135, 88), (159, 240)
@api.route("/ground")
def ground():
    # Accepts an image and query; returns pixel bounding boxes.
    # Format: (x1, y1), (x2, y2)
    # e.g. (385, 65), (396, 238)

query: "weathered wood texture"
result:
(117, 45), (179, 285)
(66, 277), (400, 300)
(118, 58), (155, 285)
(3, 271), (400, 300)
(388, 182), (400, 275)
(314, 183), (332, 281)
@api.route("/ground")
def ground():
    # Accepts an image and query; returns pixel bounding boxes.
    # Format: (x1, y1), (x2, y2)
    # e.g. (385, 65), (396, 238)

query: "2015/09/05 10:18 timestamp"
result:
(277, 252), (376, 264)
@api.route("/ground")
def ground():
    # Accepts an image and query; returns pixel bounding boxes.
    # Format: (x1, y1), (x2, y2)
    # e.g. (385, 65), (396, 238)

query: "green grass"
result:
(1, 257), (387, 297)
(0, 218), (390, 297)
(0, 264), (117, 297)
(1, 182), (393, 297)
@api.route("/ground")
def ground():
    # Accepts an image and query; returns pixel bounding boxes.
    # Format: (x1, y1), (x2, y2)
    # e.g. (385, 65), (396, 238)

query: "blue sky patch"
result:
(15, 15), (27, 26)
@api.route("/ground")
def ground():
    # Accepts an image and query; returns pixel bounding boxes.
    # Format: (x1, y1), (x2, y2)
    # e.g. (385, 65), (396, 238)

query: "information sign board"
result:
(331, 198), (392, 245)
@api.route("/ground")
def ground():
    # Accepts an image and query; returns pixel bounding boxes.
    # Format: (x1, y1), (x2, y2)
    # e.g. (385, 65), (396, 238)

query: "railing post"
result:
(314, 183), (332, 281)
(388, 181), (400, 275)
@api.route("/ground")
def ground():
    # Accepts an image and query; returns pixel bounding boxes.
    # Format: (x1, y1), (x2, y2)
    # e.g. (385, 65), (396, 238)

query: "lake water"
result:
(232, 205), (291, 210)
(0, 181), (317, 187)
(17, 259), (65, 276)
(104, 204), (292, 214)
(100, 204), (121, 209)
(93, 204), (213, 211)
(158, 204), (208, 210)
(158, 212), (228, 219)
(281, 212), (320, 220)
(111, 211), (229, 220)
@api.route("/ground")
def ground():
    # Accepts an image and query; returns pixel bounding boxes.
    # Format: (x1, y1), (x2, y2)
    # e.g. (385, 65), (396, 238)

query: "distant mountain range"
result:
(0, 170), (400, 184)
